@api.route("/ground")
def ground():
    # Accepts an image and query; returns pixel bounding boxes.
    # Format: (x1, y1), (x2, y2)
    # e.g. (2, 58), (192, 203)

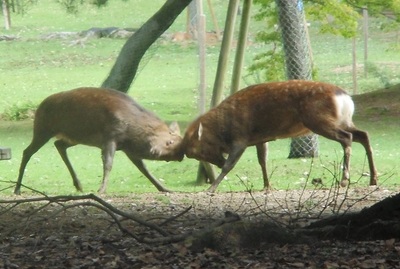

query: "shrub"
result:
(2, 102), (37, 121)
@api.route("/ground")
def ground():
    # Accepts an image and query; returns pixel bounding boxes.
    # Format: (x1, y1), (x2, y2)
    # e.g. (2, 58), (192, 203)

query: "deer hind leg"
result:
(256, 143), (270, 190)
(305, 122), (353, 187)
(326, 130), (353, 187)
(348, 128), (378, 185)
(98, 141), (117, 194)
(15, 135), (51, 195)
(339, 134), (353, 187)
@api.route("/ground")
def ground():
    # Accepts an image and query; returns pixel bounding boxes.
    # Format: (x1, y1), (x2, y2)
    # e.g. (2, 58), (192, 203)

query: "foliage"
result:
(8, 0), (38, 15)
(248, 48), (286, 82)
(345, 0), (400, 21)
(249, 0), (359, 80)
(56, 0), (81, 14)
(247, 0), (286, 81)
(1, 102), (37, 121)
(346, 0), (400, 51)
(307, 0), (359, 38)
(365, 62), (392, 87)
(55, 0), (109, 14)
(250, 0), (400, 81)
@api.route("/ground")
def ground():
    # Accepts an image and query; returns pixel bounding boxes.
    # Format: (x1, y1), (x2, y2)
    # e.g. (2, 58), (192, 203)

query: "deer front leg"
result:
(207, 146), (246, 193)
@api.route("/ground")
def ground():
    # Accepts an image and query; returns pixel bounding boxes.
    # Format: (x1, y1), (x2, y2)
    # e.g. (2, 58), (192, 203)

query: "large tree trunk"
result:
(101, 0), (193, 93)
(275, 0), (318, 158)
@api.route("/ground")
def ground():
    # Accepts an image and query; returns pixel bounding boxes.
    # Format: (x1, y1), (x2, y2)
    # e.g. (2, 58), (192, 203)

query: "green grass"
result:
(0, 0), (399, 195)
(1, 118), (398, 195)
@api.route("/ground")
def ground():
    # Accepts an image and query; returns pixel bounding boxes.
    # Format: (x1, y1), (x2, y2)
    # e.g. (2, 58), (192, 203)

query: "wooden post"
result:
(2, 0), (11, 30)
(197, 0), (206, 114)
(363, 7), (368, 78)
(197, 0), (240, 185)
(352, 37), (358, 94)
(207, 0), (221, 40)
(303, 16), (313, 69)
(231, 0), (252, 94)
(0, 147), (11, 160)
(210, 0), (240, 107)
(195, 0), (217, 184)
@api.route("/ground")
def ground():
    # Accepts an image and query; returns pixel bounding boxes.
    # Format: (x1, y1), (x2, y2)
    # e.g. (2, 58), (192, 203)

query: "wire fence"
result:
(276, 0), (319, 158)
(310, 19), (400, 94)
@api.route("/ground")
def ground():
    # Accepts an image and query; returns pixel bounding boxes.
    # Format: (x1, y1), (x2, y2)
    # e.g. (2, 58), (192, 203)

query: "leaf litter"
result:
(1, 188), (400, 268)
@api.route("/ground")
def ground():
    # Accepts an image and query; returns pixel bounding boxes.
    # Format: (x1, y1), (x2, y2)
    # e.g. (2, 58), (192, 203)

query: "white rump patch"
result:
(334, 93), (355, 127)
(198, 123), (203, 141)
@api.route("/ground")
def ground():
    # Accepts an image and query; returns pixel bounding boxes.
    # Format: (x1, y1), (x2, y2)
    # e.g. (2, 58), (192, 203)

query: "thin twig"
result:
(159, 206), (192, 226)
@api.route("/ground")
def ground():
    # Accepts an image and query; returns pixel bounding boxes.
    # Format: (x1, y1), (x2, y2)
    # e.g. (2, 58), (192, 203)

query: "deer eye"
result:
(166, 140), (174, 146)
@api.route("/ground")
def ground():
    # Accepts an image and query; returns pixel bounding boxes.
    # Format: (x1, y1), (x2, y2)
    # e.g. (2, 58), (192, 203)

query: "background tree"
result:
(250, 0), (396, 159)
(101, 0), (193, 92)
(250, 0), (400, 81)
(2, 0), (11, 29)
(275, 0), (317, 158)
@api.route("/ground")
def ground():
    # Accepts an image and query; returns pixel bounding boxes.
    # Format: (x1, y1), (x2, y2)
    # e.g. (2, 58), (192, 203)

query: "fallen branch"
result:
(0, 194), (171, 241)
(0, 190), (248, 246)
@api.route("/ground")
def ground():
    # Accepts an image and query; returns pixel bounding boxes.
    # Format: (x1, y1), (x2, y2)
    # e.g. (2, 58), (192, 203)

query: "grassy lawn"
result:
(1, 112), (398, 195)
(0, 0), (399, 195)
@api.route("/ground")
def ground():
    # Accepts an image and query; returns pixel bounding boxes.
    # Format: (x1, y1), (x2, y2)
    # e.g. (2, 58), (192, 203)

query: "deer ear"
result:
(169, 121), (180, 136)
(198, 123), (203, 141)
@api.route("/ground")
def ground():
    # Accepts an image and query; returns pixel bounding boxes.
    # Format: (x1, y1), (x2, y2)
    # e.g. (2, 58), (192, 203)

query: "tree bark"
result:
(275, 0), (318, 158)
(2, 0), (11, 30)
(101, 0), (193, 92)
(196, 0), (240, 185)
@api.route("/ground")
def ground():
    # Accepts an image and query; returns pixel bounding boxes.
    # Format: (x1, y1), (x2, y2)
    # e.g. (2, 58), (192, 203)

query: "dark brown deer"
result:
(183, 80), (378, 193)
(14, 87), (184, 194)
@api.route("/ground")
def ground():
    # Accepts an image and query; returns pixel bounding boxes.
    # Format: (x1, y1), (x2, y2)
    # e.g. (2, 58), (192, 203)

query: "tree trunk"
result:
(2, 0), (11, 30)
(101, 0), (193, 93)
(196, 0), (240, 185)
(275, 0), (318, 158)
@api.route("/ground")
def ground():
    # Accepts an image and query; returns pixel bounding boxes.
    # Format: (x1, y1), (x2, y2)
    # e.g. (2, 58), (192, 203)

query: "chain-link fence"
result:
(312, 13), (400, 94)
(275, 0), (319, 158)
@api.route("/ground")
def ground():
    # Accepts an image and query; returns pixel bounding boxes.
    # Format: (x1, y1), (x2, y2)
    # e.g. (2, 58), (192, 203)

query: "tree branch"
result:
(101, 0), (193, 92)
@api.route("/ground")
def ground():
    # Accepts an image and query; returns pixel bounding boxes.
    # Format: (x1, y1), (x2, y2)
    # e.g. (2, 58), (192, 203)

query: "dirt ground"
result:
(1, 187), (400, 269)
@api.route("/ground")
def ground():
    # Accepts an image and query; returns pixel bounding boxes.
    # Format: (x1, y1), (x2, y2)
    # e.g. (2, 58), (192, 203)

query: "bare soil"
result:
(1, 187), (400, 269)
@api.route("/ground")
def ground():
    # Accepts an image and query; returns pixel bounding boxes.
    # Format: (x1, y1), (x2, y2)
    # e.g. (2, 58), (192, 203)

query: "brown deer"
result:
(14, 87), (184, 194)
(183, 80), (378, 193)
